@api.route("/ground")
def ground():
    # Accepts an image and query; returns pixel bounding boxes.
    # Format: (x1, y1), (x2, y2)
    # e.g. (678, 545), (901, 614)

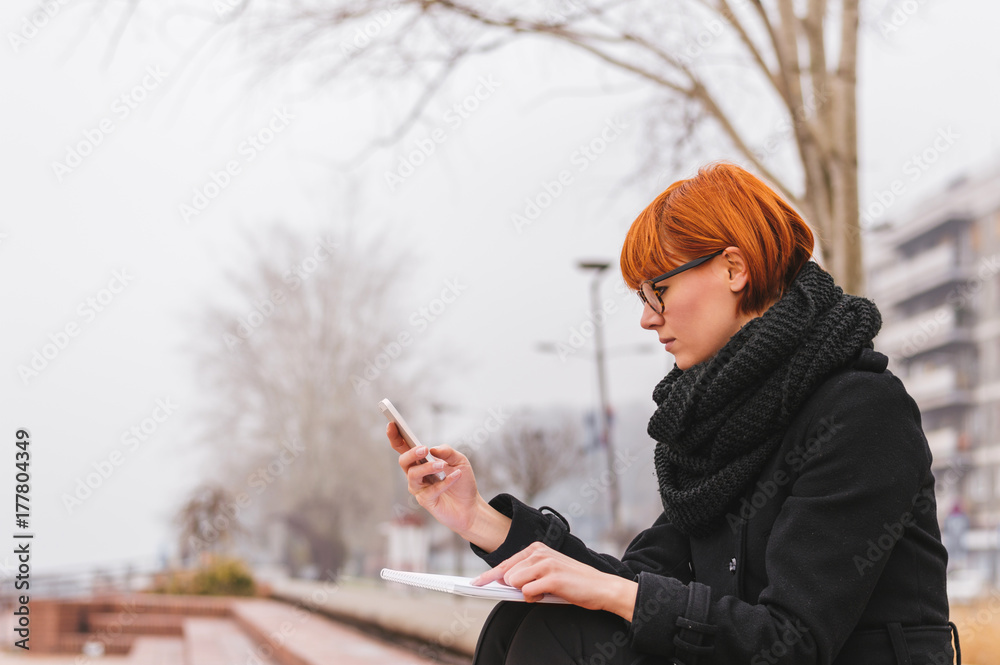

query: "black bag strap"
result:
(887, 622), (913, 665)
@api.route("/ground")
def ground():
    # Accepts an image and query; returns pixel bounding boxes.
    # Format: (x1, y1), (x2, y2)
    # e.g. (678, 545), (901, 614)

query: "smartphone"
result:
(379, 398), (446, 481)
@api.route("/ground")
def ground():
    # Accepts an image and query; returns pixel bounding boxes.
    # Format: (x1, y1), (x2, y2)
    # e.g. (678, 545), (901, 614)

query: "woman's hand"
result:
(470, 542), (639, 621)
(387, 423), (510, 551)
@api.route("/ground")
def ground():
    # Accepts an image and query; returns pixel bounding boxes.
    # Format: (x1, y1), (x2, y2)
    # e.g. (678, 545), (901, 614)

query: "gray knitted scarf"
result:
(648, 261), (882, 536)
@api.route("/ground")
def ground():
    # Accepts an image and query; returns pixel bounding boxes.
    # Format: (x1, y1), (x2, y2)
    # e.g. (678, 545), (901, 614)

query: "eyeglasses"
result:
(637, 250), (724, 314)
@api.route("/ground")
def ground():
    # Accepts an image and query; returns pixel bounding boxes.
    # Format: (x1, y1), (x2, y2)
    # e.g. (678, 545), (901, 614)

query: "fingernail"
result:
(415, 446), (426, 456)
(470, 575), (481, 585)
(432, 461), (445, 470)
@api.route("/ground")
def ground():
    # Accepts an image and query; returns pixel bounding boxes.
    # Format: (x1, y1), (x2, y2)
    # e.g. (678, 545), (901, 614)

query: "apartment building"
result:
(865, 167), (1000, 588)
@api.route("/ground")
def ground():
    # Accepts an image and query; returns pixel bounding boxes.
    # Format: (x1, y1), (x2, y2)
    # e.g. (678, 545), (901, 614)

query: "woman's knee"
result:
(503, 604), (639, 665)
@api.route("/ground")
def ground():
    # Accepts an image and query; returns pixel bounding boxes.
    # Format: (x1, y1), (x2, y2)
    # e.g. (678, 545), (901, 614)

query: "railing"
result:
(0, 558), (164, 602)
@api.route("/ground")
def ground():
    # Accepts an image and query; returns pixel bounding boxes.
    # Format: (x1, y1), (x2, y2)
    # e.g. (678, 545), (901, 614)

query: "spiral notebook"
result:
(380, 568), (571, 603)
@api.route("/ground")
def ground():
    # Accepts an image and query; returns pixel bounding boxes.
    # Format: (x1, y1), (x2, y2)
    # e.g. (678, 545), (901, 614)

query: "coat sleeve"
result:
(626, 370), (936, 664)
(470, 494), (693, 583)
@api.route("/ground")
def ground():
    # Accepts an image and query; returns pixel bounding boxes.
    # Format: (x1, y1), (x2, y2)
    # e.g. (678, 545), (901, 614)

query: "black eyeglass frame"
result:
(638, 249), (725, 313)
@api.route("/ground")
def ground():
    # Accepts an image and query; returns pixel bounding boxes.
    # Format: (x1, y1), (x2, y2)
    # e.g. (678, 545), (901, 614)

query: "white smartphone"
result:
(379, 398), (446, 481)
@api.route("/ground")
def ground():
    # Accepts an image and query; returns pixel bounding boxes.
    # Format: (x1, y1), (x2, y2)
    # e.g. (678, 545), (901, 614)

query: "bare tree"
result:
(186, 224), (432, 579)
(112, 0), (866, 292)
(472, 409), (583, 505)
(174, 483), (248, 562)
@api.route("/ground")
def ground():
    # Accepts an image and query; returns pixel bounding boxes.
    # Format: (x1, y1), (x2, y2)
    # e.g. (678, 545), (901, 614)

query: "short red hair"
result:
(620, 162), (814, 315)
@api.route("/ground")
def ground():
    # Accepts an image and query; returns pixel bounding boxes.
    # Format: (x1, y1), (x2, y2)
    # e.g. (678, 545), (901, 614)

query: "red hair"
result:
(620, 162), (814, 315)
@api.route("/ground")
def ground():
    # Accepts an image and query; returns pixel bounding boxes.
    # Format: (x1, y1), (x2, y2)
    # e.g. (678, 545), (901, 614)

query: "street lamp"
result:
(576, 260), (622, 541)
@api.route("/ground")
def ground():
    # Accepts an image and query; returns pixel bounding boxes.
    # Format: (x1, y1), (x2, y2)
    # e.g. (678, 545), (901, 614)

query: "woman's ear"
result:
(721, 246), (750, 294)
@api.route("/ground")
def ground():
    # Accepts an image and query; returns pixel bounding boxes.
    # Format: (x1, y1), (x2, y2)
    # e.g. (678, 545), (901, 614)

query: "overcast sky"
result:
(2, 0), (999, 575)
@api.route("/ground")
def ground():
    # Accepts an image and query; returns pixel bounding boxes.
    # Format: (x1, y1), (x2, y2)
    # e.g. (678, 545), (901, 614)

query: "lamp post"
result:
(576, 260), (622, 541)
(431, 401), (468, 576)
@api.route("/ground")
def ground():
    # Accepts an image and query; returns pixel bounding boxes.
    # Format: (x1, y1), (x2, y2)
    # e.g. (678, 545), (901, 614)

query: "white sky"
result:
(1, 0), (999, 574)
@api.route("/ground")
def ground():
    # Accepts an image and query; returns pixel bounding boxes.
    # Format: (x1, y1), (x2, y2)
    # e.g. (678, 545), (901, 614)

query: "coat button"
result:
(729, 557), (737, 574)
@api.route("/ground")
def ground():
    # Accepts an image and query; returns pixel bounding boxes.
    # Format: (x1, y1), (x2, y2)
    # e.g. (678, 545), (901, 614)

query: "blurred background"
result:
(1, 0), (998, 662)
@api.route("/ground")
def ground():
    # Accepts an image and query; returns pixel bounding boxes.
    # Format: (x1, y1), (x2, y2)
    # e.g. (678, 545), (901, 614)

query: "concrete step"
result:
(87, 611), (185, 635)
(268, 576), (492, 658)
(182, 617), (277, 665)
(124, 636), (186, 664)
(50, 633), (135, 655)
(232, 598), (439, 665)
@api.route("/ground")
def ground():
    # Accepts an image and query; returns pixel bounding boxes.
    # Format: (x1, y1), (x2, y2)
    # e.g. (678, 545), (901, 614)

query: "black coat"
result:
(472, 350), (958, 664)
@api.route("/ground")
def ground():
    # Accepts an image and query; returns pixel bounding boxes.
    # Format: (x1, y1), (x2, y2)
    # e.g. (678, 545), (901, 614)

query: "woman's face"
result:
(639, 247), (758, 370)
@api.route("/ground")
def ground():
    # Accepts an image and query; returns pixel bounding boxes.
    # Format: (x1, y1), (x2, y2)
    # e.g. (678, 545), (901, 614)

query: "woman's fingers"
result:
(470, 544), (542, 586)
(406, 456), (448, 488)
(415, 467), (462, 499)
(386, 423), (411, 455)
(394, 438), (436, 476)
(427, 444), (463, 464)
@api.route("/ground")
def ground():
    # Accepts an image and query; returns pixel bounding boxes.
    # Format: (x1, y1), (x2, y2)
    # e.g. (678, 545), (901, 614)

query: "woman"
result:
(387, 162), (959, 664)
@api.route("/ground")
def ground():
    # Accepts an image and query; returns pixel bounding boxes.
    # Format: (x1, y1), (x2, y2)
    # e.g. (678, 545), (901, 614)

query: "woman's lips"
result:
(661, 338), (675, 351)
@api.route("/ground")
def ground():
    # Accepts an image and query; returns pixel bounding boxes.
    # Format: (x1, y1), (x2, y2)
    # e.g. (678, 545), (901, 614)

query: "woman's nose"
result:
(640, 301), (663, 329)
